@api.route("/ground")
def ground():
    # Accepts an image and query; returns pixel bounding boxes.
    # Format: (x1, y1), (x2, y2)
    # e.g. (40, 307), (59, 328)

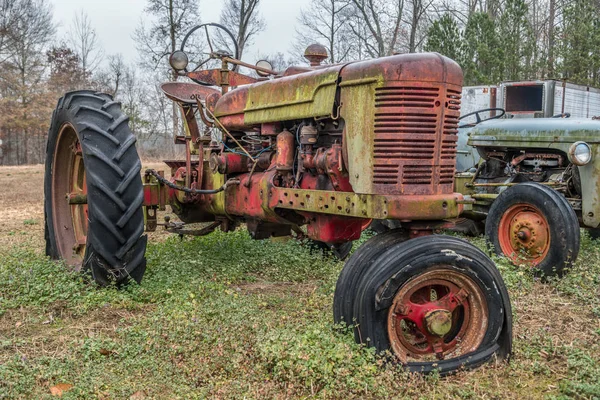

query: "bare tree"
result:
(295, 0), (353, 63)
(134, 0), (200, 137)
(134, 0), (201, 74)
(218, 0), (265, 61)
(0, 0), (56, 164)
(348, 0), (405, 57)
(405, 0), (435, 53)
(0, 0), (27, 63)
(68, 10), (103, 77)
(95, 54), (126, 97)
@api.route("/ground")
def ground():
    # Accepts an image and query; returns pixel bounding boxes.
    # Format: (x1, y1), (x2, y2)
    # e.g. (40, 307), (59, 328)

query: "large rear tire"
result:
(349, 235), (512, 375)
(485, 182), (579, 277)
(44, 90), (147, 286)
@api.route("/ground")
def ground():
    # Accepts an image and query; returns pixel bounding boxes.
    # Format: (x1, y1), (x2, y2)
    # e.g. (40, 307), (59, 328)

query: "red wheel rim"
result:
(497, 203), (550, 266)
(51, 123), (88, 269)
(387, 269), (488, 362)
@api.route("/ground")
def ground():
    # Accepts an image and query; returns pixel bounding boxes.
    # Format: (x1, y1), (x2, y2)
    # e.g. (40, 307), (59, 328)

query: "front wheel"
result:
(349, 235), (512, 375)
(44, 90), (147, 286)
(485, 182), (580, 277)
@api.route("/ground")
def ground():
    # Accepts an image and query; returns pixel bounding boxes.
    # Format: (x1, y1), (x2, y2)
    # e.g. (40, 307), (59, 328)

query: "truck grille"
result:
(372, 84), (461, 194)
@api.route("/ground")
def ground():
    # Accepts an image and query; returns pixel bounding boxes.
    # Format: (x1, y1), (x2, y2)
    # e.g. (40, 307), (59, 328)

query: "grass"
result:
(0, 164), (598, 399)
(1, 229), (600, 399)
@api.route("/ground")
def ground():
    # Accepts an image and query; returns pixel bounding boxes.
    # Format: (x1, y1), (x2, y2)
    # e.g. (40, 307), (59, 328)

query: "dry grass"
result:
(0, 162), (173, 250)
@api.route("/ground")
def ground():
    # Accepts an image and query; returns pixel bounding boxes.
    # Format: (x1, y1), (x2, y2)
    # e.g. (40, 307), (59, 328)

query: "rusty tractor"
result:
(44, 24), (512, 374)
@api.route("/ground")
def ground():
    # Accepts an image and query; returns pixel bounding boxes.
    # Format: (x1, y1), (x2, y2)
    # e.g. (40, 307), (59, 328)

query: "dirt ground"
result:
(0, 162), (171, 251)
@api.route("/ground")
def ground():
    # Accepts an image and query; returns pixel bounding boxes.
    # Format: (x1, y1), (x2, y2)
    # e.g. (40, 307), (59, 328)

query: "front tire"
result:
(485, 182), (579, 277)
(44, 90), (147, 286)
(350, 235), (511, 375)
(333, 229), (409, 326)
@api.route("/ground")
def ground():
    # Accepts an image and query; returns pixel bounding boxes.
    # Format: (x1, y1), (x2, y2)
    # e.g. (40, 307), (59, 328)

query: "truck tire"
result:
(44, 90), (147, 286)
(485, 182), (579, 277)
(351, 235), (512, 375)
(333, 229), (408, 326)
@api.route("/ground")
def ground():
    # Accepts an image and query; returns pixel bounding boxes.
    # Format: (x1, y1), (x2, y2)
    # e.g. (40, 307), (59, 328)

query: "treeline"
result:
(0, 0), (598, 165)
(296, 0), (600, 86)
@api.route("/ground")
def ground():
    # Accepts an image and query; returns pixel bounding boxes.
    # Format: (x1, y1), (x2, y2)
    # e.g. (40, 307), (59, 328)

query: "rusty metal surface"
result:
(186, 69), (259, 87)
(160, 82), (221, 104)
(387, 269), (488, 362)
(497, 204), (550, 266)
(339, 53), (463, 196)
(213, 66), (342, 126)
(268, 187), (461, 221)
(304, 43), (328, 66)
(51, 123), (87, 268)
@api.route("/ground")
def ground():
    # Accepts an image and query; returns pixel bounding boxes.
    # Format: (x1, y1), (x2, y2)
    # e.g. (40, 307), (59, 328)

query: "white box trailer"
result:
(499, 80), (600, 118)
(460, 86), (498, 116)
(461, 80), (600, 119)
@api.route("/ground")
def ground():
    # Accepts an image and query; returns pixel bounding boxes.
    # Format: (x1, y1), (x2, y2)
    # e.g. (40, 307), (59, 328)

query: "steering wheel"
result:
(180, 23), (240, 84)
(459, 108), (506, 126)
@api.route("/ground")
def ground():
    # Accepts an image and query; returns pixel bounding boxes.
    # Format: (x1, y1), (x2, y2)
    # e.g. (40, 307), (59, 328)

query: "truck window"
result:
(505, 85), (544, 112)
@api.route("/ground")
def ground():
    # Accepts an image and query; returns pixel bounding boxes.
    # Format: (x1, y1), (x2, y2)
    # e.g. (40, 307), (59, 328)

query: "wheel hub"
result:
(424, 309), (453, 336)
(498, 204), (550, 265)
(387, 272), (487, 363)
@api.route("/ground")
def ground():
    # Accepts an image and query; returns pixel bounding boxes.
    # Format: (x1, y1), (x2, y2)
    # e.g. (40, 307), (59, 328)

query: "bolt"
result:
(425, 309), (453, 337)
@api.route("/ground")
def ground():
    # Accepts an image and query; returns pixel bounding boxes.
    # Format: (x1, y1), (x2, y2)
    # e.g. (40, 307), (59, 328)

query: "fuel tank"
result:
(213, 65), (343, 130)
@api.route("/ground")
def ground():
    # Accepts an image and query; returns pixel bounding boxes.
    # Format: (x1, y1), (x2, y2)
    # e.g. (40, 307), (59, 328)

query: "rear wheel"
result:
(485, 182), (579, 277)
(349, 235), (511, 375)
(44, 90), (147, 285)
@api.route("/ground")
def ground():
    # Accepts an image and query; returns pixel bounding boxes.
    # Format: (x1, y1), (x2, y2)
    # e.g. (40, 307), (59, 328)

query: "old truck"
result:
(43, 24), (511, 374)
(454, 111), (600, 276)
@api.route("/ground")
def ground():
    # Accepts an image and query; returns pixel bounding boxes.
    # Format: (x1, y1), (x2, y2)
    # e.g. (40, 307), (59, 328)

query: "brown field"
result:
(0, 162), (171, 251)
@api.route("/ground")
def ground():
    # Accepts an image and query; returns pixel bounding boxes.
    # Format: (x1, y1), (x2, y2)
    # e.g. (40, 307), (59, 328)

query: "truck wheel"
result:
(333, 229), (408, 326)
(44, 90), (147, 286)
(351, 236), (512, 375)
(485, 182), (579, 277)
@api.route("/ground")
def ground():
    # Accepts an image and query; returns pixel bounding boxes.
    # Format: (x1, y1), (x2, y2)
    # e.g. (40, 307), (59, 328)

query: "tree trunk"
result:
(547, 0), (556, 77)
(169, 0), (179, 137)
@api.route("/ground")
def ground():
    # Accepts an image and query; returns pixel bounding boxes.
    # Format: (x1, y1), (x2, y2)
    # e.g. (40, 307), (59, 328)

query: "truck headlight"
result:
(568, 141), (592, 166)
(169, 50), (189, 71)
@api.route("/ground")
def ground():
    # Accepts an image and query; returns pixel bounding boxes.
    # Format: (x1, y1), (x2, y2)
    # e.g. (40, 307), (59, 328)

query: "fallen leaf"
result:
(50, 383), (73, 397)
(99, 348), (112, 356)
(15, 321), (22, 328)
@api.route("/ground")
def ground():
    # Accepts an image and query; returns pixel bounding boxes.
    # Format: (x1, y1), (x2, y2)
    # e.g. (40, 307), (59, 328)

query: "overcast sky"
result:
(50, 0), (310, 66)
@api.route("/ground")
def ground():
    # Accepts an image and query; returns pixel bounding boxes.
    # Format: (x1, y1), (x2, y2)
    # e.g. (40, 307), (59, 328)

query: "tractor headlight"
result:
(568, 141), (592, 166)
(169, 50), (189, 71)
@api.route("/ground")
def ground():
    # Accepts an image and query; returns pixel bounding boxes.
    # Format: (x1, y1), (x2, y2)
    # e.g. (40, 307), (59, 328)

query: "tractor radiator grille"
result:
(372, 85), (461, 195)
